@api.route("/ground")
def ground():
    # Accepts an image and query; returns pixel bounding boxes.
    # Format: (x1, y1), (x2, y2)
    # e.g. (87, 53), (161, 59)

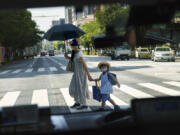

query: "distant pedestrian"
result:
(92, 62), (121, 111)
(64, 39), (93, 110)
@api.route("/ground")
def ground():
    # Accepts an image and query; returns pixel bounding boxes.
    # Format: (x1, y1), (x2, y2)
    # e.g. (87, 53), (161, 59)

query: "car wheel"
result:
(127, 57), (130, 61)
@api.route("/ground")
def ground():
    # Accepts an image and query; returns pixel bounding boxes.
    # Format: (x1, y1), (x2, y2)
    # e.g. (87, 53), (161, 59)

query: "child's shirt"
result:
(100, 72), (113, 94)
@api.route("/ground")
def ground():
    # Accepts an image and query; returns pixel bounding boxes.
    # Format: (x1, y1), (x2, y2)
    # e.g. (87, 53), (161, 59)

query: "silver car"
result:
(152, 47), (175, 62)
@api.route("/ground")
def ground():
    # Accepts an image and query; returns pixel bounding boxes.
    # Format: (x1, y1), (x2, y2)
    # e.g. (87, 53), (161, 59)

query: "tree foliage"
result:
(0, 9), (44, 49)
(95, 4), (130, 35)
(80, 20), (103, 48)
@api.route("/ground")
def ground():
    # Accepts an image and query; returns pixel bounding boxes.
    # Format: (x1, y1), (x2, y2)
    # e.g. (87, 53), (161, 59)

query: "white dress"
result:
(69, 51), (90, 105)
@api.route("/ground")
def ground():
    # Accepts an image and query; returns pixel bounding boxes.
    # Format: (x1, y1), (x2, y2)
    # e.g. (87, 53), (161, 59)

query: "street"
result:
(1, 55), (180, 114)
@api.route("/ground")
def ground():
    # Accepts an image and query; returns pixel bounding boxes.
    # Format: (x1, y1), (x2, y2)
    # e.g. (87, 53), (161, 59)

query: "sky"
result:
(28, 7), (65, 32)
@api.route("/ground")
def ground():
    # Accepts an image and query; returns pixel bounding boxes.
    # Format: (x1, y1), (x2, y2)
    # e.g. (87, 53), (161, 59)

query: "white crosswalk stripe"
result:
(0, 70), (11, 75)
(31, 89), (49, 106)
(0, 91), (20, 107)
(61, 66), (66, 71)
(46, 56), (66, 71)
(1, 81), (180, 112)
(138, 83), (180, 96)
(49, 67), (58, 72)
(88, 86), (129, 109)
(114, 85), (153, 98)
(25, 68), (33, 73)
(60, 88), (92, 113)
(163, 81), (180, 88)
(38, 68), (45, 72)
(12, 69), (21, 74)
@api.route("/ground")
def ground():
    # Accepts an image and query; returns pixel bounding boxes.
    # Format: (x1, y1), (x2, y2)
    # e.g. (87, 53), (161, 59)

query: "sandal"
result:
(70, 103), (80, 108)
(77, 105), (88, 110)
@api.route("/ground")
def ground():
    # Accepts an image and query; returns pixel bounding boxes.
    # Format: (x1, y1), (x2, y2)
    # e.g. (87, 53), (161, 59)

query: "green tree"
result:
(0, 9), (43, 49)
(80, 20), (103, 54)
(53, 41), (64, 50)
(95, 4), (129, 35)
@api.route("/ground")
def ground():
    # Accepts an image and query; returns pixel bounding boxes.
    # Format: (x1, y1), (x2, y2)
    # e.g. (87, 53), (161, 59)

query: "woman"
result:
(64, 39), (93, 110)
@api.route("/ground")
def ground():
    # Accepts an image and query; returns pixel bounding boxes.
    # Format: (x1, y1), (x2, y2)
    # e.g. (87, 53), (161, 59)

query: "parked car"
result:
(151, 47), (175, 62)
(135, 48), (151, 59)
(110, 44), (131, 60)
(40, 51), (46, 56)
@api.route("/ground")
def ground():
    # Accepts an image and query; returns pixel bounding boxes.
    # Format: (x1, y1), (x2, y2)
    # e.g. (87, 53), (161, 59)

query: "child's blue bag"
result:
(92, 81), (101, 102)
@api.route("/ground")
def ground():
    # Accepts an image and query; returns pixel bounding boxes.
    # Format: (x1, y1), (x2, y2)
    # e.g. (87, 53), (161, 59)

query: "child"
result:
(92, 62), (121, 111)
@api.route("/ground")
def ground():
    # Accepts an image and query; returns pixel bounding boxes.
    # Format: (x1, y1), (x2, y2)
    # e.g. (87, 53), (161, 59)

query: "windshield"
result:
(0, 3), (179, 118)
(156, 48), (170, 51)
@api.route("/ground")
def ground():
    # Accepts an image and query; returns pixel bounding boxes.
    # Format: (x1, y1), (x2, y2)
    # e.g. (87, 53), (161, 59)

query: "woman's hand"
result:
(64, 53), (69, 59)
(88, 75), (94, 81)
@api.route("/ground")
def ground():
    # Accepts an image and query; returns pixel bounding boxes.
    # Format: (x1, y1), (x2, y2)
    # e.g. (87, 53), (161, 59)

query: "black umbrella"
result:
(43, 24), (85, 41)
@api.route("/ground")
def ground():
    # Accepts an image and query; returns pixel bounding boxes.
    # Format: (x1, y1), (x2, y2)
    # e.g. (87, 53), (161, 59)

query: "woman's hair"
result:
(70, 45), (81, 61)
(71, 50), (75, 61)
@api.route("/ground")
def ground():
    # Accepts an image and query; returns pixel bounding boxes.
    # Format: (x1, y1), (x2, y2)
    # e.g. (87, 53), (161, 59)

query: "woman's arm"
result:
(80, 57), (93, 81)
(64, 53), (71, 60)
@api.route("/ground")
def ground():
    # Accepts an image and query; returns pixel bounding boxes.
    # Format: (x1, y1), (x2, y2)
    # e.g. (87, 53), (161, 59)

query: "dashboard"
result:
(0, 96), (180, 135)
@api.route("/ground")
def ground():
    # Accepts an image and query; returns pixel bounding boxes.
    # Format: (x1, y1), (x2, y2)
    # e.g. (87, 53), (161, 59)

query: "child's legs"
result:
(101, 94), (108, 109)
(101, 102), (106, 108)
(108, 96), (117, 106)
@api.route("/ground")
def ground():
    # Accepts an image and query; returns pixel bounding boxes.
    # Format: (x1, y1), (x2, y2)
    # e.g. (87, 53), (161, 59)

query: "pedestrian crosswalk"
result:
(138, 83), (180, 96)
(0, 70), (11, 75)
(31, 89), (49, 106)
(0, 91), (20, 107)
(0, 67), (65, 75)
(12, 69), (21, 74)
(0, 81), (180, 113)
(25, 68), (33, 73)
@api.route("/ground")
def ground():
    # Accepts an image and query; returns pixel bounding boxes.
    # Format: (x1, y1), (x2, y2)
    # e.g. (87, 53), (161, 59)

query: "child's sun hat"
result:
(98, 62), (110, 69)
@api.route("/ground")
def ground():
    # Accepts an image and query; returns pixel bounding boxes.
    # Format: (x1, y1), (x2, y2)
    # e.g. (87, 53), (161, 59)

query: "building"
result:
(52, 18), (65, 26)
(65, 7), (73, 24)
(65, 6), (95, 27)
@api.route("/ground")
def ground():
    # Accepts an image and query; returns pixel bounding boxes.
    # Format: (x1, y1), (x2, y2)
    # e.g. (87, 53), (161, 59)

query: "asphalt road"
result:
(0, 55), (180, 114)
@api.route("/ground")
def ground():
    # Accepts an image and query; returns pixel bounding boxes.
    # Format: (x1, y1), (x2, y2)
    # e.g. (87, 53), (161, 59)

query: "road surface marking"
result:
(0, 70), (10, 75)
(31, 89), (49, 106)
(88, 86), (129, 109)
(114, 85), (153, 98)
(138, 83), (180, 96)
(60, 88), (92, 113)
(163, 81), (180, 88)
(25, 68), (33, 73)
(46, 57), (66, 71)
(38, 68), (45, 72)
(12, 69), (21, 74)
(49, 67), (58, 72)
(61, 66), (66, 71)
(0, 91), (20, 107)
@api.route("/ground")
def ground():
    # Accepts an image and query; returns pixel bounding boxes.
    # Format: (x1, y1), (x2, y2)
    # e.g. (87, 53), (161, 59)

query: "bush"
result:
(83, 51), (98, 55)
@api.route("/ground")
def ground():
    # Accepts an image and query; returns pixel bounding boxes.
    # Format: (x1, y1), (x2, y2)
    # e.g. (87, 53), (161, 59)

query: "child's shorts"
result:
(101, 94), (110, 102)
